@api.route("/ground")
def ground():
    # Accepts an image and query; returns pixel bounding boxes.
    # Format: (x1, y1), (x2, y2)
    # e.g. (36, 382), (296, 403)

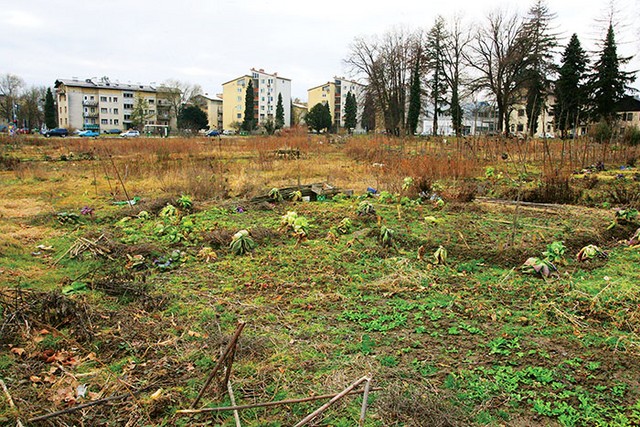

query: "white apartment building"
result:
(222, 68), (292, 130)
(308, 77), (366, 130)
(54, 78), (175, 133)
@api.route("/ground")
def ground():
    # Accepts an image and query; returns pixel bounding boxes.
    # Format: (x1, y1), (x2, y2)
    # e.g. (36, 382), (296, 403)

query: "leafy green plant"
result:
(434, 246), (448, 265)
(630, 228), (640, 246)
(56, 212), (81, 225)
(269, 187), (283, 202)
(289, 190), (303, 202)
(356, 200), (376, 216)
(280, 211), (310, 239)
(336, 218), (353, 235)
(576, 245), (607, 262)
(230, 230), (256, 255)
(176, 194), (193, 210)
(608, 208), (639, 229)
(543, 241), (566, 265)
(159, 204), (178, 219)
(402, 176), (414, 191)
(379, 226), (394, 248)
(378, 191), (396, 204)
(137, 210), (151, 220)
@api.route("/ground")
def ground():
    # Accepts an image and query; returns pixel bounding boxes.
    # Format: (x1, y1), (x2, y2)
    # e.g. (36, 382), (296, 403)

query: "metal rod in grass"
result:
(293, 376), (371, 427)
(192, 321), (246, 408)
(104, 148), (133, 208)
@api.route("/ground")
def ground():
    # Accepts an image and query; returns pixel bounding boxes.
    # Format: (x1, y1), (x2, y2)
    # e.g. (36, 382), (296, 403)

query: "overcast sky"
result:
(1, 0), (638, 100)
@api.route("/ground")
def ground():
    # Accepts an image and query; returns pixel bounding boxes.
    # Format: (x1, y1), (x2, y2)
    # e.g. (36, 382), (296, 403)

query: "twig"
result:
(227, 381), (242, 427)
(192, 321), (246, 408)
(293, 376), (370, 427)
(176, 387), (382, 414)
(1, 379), (25, 427)
(28, 387), (148, 423)
(359, 377), (372, 426)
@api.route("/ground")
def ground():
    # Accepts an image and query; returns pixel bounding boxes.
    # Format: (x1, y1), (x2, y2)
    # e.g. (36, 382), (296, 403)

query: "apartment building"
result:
(221, 68), (291, 130)
(54, 78), (176, 133)
(193, 93), (223, 130)
(307, 77), (365, 130)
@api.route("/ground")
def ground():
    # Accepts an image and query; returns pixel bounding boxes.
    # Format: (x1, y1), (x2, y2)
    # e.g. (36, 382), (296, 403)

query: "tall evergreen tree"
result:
(589, 23), (636, 124)
(44, 87), (57, 129)
(344, 91), (358, 132)
(242, 79), (255, 132)
(427, 17), (449, 136)
(553, 34), (589, 138)
(406, 56), (422, 135)
(361, 89), (376, 132)
(522, 0), (558, 136)
(275, 93), (284, 129)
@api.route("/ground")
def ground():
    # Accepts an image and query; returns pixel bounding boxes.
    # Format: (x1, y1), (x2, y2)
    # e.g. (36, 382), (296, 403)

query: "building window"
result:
(517, 124), (524, 132)
(114, 119), (119, 125)
(124, 114), (131, 120)
(109, 119), (113, 125)
(113, 108), (119, 114)
(101, 119), (108, 124)
(149, 110), (155, 114)
(148, 99), (154, 104)
(124, 103), (133, 109)
(101, 108), (108, 113)
(100, 96), (107, 102)
(237, 113), (241, 119)
(123, 93), (133, 98)
(518, 109), (525, 117)
(113, 97), (118, 102)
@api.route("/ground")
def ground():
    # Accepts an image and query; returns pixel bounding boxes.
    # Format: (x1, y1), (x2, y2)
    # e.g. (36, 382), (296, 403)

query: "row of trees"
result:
(345, 0), (636, 137)
(0, 74), (57, 130)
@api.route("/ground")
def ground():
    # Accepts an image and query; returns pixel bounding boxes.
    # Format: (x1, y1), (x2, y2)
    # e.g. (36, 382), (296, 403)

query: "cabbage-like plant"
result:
(543, 241), (566, 264)
(269, 188), (283, 202)
(159, 204), (178, 219)
(280, 211), (309, 239)
(356, 200), (376, 216)
(137, 210), (151, 220)
(434, 246), (448, 265)
(402, 177), (414, 191)
(379, 226), (394, 248)
(337, 218), (353, 234)
(378, 191), (396, 204)
(290, 190), (303, 202)
(576, 245), (607, 262)
(230, 230), (256, 255)
(521, 257), (556, 278)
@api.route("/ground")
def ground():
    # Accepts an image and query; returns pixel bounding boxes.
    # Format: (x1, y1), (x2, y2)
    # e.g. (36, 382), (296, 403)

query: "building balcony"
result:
(82, 100), (99, 107)
(157, 113), (170, 120)
(83, 112), (99, 118)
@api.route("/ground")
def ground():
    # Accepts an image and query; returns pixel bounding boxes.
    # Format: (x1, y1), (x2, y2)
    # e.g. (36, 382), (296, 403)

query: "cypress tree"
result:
(275, 93), (284, 129)
(242, 79), (255, 131)
(406, 59), (422, 135)
(44, 87), (57, 129)
(553, 34), (588, 138)
(344, 91), (358, 132)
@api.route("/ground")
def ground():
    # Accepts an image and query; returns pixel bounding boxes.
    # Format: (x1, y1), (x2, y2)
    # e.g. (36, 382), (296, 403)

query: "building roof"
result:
(55, 78), (157, 93)
(221, 75), (251, 87)
(195, 93), (223, 102)
(615, 95), (640, 112)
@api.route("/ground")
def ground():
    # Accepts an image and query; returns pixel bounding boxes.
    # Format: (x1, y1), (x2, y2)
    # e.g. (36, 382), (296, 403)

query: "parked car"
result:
(222, 129), (236, 135)
(120, 130), (140, 138)
(78, 130), (99, 137)
(206, 129), (221, 137)
(45, 128), (69, 137)
(103, 129), (121, 134)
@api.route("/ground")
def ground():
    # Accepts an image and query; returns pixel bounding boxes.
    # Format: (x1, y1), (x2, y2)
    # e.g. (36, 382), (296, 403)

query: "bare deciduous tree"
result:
(345, 28), (421, 135)
(466, 10), (532, 135)
(0, 73), (25, 123)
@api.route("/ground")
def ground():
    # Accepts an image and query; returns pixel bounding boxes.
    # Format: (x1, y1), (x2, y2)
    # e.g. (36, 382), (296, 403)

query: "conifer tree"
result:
(275, 93), (284, 129)
(344, 91), (358, 132)
(44, 87), (57, 129)
(427, 17), (449, 136)
(242, 79), (255, 132)
(589, 23), (635, 124)
(406, 58), (422, 135)
(553, 34), (588, 137)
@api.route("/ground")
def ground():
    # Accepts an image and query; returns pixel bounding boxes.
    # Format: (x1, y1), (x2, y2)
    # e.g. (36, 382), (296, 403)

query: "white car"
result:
(120, 130), (140, 138)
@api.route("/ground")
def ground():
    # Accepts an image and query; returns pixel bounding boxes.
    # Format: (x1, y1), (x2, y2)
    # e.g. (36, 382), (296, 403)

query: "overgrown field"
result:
(1, 133), (639, 426)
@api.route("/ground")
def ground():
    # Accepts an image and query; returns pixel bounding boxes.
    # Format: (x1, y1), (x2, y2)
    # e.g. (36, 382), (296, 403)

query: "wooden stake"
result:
(192, 321), (245, 408)
(293, 376), (370, 427)
(227, 381), (242, 427)
(359, 377), (372, 426)
(176, 387), (382, 415)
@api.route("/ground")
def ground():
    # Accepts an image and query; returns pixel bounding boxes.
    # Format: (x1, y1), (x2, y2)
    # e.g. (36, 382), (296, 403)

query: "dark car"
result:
(103, 129), (121, 134)
(206, 129), (221, 137)
(45, 128), (69, 137)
